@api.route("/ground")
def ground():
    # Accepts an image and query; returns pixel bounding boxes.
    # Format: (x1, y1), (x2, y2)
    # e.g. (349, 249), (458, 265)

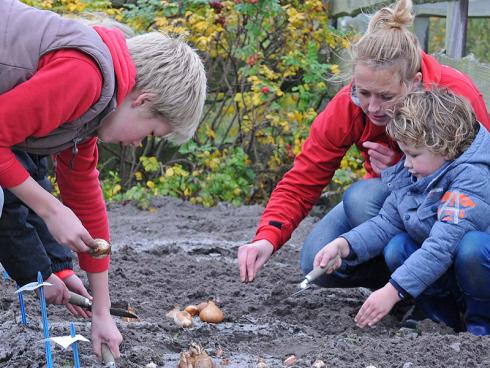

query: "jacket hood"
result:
(93, 26), (136, 104)
(451, 124), (490, 167)
(382, 124), (490, 190)
(420, 52), (442, 88)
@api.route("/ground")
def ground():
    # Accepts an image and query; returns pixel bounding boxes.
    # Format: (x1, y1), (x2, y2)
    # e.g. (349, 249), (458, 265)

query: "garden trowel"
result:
(68, 291), (139, 319)
(288, 256), (340, 298)
(101, 343), (116, 367)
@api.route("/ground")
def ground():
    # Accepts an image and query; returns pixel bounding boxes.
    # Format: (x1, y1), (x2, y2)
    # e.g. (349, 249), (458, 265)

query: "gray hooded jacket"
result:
(342, 125), (490, 297)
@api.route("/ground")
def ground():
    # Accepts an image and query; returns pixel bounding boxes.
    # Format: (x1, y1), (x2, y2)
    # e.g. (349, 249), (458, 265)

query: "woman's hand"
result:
(238, 239), (274, 282)
(363, 141), (398, 174)
(313, 237), (350, 272)
(354, 282), (401, 328)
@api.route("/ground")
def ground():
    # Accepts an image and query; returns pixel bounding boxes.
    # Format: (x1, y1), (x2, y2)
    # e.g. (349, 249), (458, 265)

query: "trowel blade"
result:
(287, 285), (311, 299)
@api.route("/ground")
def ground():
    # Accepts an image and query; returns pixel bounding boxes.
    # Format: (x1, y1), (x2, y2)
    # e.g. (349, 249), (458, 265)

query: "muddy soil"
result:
(1, 197), (490, 367)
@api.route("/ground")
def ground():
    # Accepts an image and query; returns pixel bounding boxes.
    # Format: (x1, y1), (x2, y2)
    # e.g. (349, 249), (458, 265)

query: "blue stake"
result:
(70, 323), (81, 368)
(3, 270), (8, 281)
(16, 283), (28, 325)
(37, 272), (53, 368)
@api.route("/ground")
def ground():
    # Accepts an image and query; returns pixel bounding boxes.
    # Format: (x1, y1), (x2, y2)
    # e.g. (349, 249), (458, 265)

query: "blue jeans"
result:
(384, 232), (490, 300)
(300, 178), (391, 289)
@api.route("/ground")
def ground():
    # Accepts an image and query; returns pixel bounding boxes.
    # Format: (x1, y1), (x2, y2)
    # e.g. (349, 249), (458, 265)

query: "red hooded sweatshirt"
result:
(0, 27), (136, 272)
(255, 52), (490, 251)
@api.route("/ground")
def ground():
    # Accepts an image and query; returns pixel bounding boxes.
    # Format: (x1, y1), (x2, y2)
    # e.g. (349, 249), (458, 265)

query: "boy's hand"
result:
(9, 177), (97, 253)
(363, 141), (398, 174)
(63, 274), (92, 318)
(238, 239), (274, 283)
(44, 274), (70, 305)
(42, 203), (97, 253)
(313, 237), (350, 271)
(354, 283), (400, 328)
(91, 312), (122, 360)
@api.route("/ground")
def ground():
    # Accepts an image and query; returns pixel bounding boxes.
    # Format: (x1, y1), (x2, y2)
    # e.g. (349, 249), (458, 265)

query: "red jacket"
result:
(0, 27), (136, 271)
(254, 52), (490, 251)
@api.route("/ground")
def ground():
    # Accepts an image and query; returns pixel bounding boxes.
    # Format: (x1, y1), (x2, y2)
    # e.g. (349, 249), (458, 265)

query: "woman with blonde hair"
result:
(238, 0), (489, 332)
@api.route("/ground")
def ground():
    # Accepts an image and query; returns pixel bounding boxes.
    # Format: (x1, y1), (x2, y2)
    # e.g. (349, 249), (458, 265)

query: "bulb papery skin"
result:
(89, 239), (112, 259)
(166, 306), (193, 328)
(199, 301), (224, 323)
(184, 305), (200, 316)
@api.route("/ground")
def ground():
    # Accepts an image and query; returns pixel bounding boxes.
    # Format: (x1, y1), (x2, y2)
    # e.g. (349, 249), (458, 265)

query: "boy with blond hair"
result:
(0, 0), (206, 359)
(314, 88), (490, 335)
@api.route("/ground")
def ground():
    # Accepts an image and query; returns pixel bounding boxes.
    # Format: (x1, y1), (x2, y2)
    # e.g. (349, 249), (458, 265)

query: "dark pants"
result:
(0, 151), (72, 285)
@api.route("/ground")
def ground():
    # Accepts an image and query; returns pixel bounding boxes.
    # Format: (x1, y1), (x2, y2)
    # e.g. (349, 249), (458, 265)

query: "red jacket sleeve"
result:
(56, 137), (110, 272)
(254, 87), (366, 250)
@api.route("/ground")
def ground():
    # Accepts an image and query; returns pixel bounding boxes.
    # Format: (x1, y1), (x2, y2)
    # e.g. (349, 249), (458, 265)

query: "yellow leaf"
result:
(113, 184), (121, 195)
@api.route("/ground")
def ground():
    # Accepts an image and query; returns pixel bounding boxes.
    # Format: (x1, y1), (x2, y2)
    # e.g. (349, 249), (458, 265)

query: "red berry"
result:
(247, 54), (258, 66)
(209, 0), (224, 13)
(261, 86), (270, 94)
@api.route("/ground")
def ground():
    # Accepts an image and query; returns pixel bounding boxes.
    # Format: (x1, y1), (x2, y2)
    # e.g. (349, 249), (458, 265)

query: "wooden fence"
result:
(328, 0), (490, 108)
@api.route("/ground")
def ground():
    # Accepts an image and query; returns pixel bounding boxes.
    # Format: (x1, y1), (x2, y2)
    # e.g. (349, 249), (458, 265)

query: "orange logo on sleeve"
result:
(437, 191), (476, 223)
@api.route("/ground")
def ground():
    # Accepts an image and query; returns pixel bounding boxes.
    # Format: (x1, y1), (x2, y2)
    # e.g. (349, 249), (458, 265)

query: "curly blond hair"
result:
(387, 87), (479, 159)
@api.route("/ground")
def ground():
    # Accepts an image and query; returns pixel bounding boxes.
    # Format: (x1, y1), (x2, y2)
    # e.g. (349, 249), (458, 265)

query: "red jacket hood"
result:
(93, 26), (136, 104)
(420, 52), (442, 88)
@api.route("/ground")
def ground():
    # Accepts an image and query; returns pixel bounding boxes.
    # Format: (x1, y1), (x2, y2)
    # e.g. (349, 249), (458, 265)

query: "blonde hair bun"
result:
(368, 0), (414, 33)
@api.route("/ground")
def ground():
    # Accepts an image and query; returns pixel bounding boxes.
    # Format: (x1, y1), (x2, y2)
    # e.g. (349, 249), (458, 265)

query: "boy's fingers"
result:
(108, 341), (121, 359)
(65, 304), (79, 317)
(81, 233), (98, 249)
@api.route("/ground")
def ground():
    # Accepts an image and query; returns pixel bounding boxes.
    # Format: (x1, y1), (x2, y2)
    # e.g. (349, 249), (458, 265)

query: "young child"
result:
(314, 88), (490, 335)
(0, 0), (206, 358)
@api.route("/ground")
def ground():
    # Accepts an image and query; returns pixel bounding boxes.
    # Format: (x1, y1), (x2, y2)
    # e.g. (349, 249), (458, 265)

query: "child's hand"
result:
(63, 274), (92, 319)
(42, 203), (97, 253)
(313, 237), (350, 272)
(44, 274), (70, 305)
(9, 177), (98, 253)
(354, 283), (400, 328)
(91, 312), (122, 360)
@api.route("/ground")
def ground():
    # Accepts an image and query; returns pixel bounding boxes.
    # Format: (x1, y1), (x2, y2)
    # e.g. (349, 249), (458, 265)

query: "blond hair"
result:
(350, 0), (421, 85)
(387, 88), (479, 159)
(126, 32), (207, 144)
